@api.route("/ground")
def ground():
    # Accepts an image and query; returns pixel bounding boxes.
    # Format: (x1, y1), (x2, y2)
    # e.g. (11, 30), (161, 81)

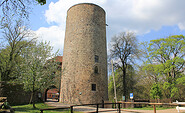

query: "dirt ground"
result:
(73, 106), (179, 113)
(45, 101), (182, 113)
(119, 108), (179, 113)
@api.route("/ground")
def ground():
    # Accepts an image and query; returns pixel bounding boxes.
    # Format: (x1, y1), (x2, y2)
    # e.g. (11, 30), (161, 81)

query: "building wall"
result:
(60, 3), (108, 104)
(0, 82), (40, 105)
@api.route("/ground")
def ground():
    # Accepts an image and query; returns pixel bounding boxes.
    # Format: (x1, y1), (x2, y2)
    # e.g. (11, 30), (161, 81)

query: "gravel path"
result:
(45, 101), (181, 113)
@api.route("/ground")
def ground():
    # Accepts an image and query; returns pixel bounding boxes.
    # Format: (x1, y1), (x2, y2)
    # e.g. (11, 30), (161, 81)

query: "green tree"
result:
(133, 66), (153, 100)
(175, 76), (185, 100)
(141, 35), (185, 100)
(17, 41), (59, 108)
(108, 65), (137, 101)
(109, 32), (138, 101)
(0, 20), (34, 81)
(150, 83), (162, 102)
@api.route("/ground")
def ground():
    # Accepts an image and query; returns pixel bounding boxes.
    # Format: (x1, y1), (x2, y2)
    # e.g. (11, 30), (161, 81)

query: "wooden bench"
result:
(0, 97), (14, 113)
(174, 100), (185, 113)
(0, 97), (7, 108)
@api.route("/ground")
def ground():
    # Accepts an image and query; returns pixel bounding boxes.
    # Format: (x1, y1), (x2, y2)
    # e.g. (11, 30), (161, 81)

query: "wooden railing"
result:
(40, 102), (185, 113)
(122, 102), (185, 113)
(40, 103), (122, 113)
(40, 106), (70, 113)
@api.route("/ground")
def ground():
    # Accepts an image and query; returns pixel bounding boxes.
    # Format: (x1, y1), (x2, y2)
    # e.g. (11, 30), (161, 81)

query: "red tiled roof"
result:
(47, 88), (59, 94)
(55, 56), (62, 62)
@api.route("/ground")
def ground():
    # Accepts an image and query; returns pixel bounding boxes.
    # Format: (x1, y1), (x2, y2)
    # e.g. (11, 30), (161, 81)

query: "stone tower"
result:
(60, 3), (108, 104)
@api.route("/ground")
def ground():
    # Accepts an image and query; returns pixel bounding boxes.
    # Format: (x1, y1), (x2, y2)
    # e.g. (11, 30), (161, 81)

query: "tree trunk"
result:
(32, 75), (36, 108)
(122, 68), (127, 101)
(29, 92), (33, 104)
(32, 90), (36, 108)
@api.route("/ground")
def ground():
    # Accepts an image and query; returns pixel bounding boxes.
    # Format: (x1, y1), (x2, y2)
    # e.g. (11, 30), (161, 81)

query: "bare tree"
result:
(109, 31), (138, 101)
(0, 0), (46, 24)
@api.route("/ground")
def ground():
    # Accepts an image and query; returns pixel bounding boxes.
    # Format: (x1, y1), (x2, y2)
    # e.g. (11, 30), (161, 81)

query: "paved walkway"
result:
(45, 101), (179, 113)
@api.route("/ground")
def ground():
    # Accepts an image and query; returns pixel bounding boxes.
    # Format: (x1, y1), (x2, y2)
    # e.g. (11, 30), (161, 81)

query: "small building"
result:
(47, 88), (59, 100)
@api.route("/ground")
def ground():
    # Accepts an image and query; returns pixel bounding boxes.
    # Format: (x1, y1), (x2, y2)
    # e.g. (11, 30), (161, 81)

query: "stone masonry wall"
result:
(60, 3), (108, 104)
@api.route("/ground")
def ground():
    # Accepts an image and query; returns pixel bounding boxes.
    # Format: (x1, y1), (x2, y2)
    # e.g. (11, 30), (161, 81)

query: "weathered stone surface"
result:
(60, 3), (108, 104)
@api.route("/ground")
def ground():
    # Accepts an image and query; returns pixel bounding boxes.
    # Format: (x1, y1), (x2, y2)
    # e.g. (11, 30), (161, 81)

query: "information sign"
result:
(130, 93), (133, 99)
(122, 96), (125, 101)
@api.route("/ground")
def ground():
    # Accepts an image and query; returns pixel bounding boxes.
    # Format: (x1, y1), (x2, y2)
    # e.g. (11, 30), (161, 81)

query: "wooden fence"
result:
(40, 102), (185, 113)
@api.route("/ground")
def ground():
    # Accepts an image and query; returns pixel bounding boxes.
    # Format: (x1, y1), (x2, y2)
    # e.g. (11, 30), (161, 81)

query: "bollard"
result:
(40, 110), (43, 113)
(96, 104), (99, 113)
(70, 106), (73, 113)
(102, 100), (104, 108)
(118, 103), (121, 113)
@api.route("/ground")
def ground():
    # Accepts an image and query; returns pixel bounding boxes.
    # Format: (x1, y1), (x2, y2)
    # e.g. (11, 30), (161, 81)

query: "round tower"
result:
(60, 3), (108, 104)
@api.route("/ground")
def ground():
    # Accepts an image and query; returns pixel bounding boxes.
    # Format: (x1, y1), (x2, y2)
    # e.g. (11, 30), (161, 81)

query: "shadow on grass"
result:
(12, 103), (71, 113)
(14, 107), (39, 111)
(12, 103), (46, 113)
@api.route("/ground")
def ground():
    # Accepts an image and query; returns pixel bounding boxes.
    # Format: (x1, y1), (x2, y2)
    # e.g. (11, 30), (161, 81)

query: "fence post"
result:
(118, 103), (121, 113)
(102, 100), (104, 108)
(70, 106), (73, 113)
(153, 105), (156, 113)
(40, 110), (43, 113)
(96, 104), (99, 113)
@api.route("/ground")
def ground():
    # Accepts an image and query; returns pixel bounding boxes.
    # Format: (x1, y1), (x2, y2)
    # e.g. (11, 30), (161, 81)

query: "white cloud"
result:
(45, 0), (106, 25)
(103, 0), (185, 35)
(178, 22), (185, 30)
(35, 0), (107, 55)
(35, 0), (185, 54)
(35, 26), (65, 54)
(44, 0), (185, 34)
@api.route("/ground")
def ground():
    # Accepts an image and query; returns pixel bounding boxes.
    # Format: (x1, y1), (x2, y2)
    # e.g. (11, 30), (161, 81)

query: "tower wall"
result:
(60, 3), (108, 104)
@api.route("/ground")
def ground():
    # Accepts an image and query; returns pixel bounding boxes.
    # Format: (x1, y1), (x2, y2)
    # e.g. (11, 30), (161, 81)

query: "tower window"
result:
(92, 84), (96, 91)
(94, 66), (98, 74)
(95, 55), (99, 62)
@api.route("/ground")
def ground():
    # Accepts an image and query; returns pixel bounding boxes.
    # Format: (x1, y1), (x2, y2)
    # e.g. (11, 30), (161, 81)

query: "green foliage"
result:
(176, 76), (185, 85)
(108, 75), (114, 100)
(0, 20), (34, 81)
(13, 40), (60, 108)
(18, 41), (59, 92)
(133, 66), (152, 99)
(141, 35), (185, 100)
(146, 35), (185, 77)
(150, 83), (162, 99)
(171, 87), (178, 98)
(36, 0), (46, 5)
(108, 66), (137, 101)
(173, 76), (185, 99)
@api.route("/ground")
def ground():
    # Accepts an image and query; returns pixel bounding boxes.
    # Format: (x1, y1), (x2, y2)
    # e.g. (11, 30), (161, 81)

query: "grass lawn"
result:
(12, 103), (80, 113)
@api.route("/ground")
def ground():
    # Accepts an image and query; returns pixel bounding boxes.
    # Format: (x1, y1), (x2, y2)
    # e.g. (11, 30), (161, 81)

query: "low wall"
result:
(0, 82), (41, 105)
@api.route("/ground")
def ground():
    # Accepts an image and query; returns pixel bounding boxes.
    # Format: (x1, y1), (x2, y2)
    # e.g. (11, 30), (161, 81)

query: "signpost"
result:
(130, 93), (134, 108)
(130, 93), (133, 100)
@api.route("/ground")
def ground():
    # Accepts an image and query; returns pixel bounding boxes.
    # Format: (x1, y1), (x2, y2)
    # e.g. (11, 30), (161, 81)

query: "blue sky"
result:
(29, 0), (185, 54)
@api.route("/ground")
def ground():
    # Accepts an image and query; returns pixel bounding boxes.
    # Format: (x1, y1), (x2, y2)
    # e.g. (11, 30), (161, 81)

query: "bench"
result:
(174, 100), (185, 113)
(0, 97), (7, 108)
(0, 97), (14, 113)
